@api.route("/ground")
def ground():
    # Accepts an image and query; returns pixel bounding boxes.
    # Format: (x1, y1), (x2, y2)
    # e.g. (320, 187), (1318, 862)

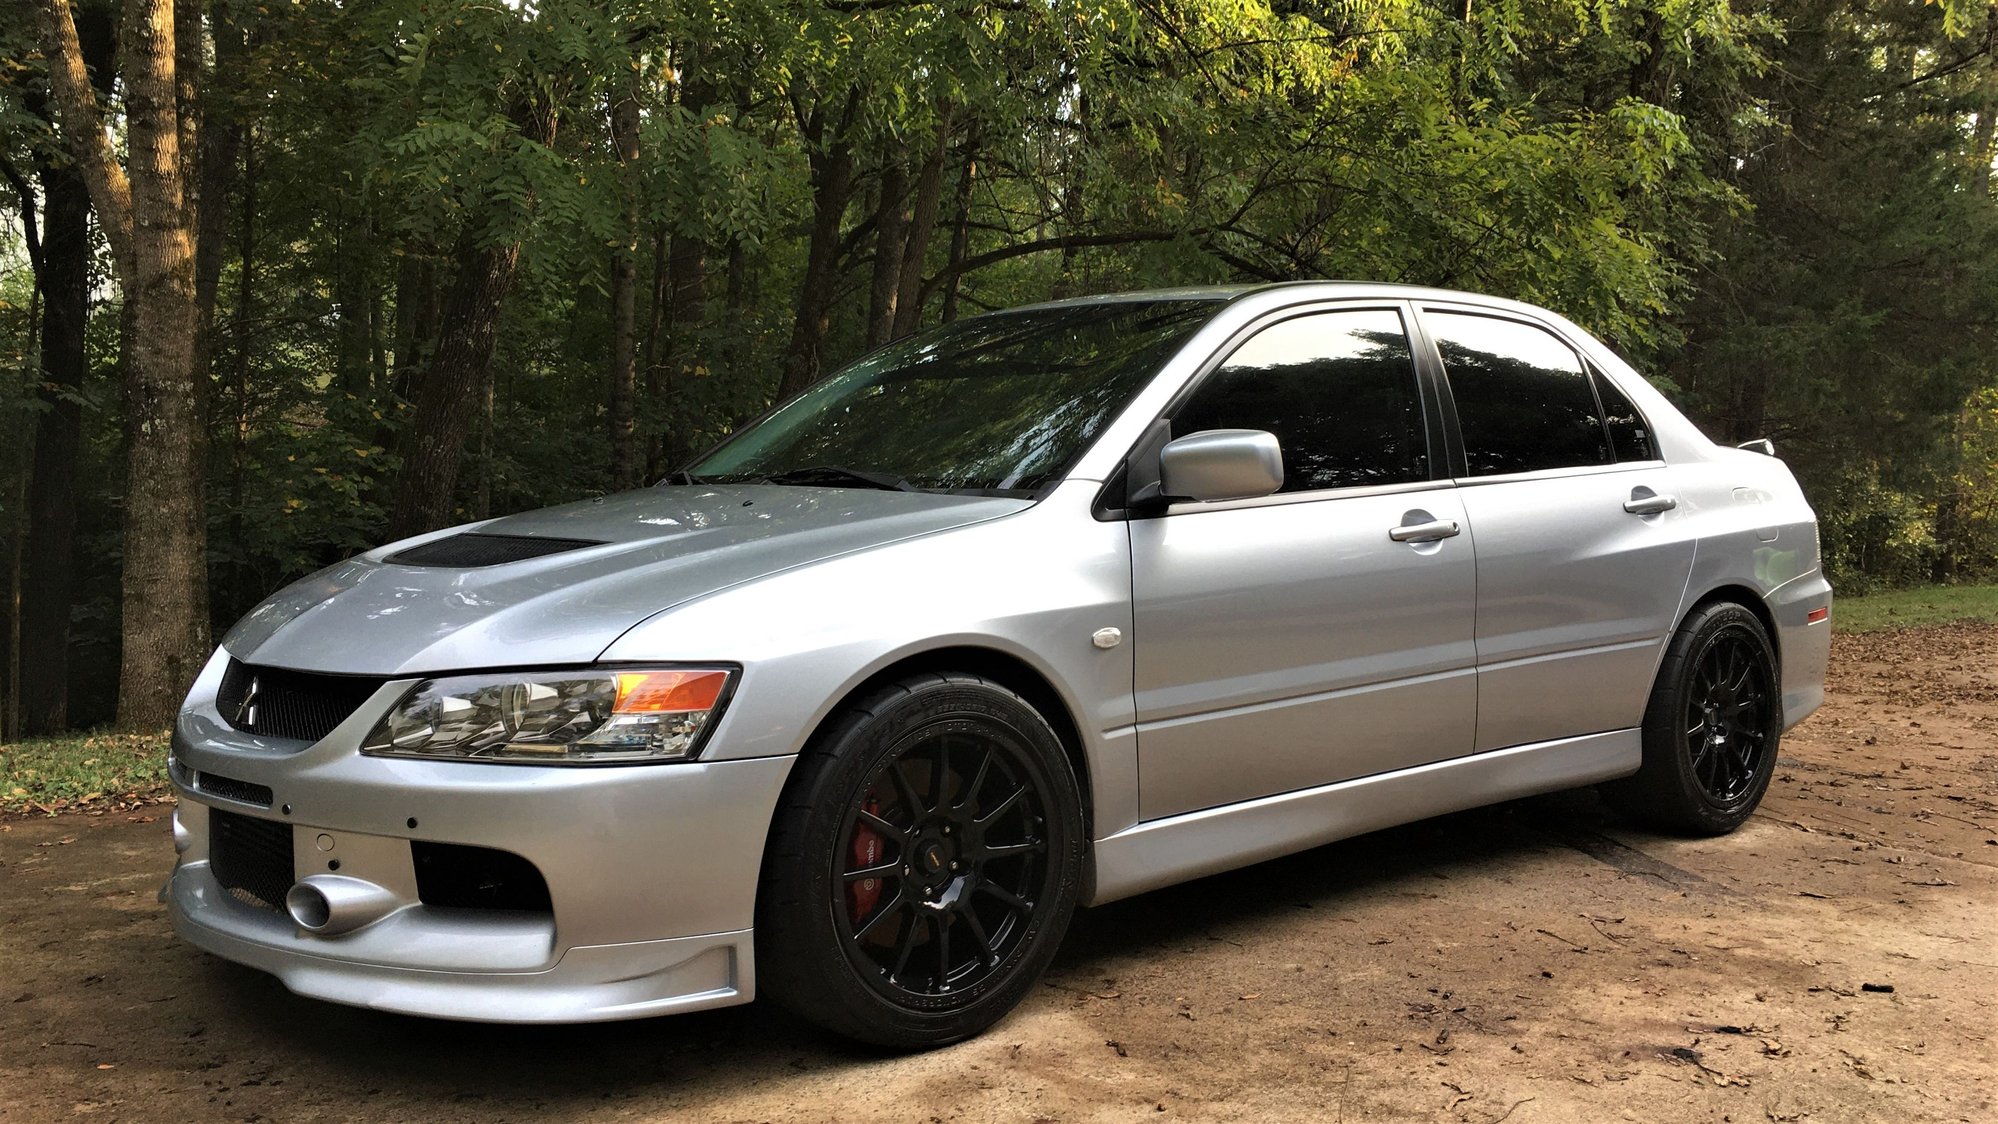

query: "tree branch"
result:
(0, 157), (43, 276)
(920, 229), (1196, 303)
(36, 0), (134, 278)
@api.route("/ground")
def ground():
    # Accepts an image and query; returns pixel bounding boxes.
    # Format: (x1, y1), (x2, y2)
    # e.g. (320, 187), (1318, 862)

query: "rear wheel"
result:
(756, 673), (1085, 1049)
(1603, 601), (1782, 835)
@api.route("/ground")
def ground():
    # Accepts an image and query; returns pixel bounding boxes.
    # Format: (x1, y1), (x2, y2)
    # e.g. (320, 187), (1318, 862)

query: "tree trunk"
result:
(941, 138), (978, 323)
(864, 160), (909, 349)
(715, 234), (754, 427)
(1053, 92), (1087, 299)
(777, 90), (859, 399)
(390, 249), (438, 405)
(119, 0), (209, 728)
(8, 286), (31, 742)
(332, 204), (373, 397)
(892, 116), (950, 338)
(606, 74), (642, 489)
(1972, 3), (1997, 198)
(387, 93), (556, 537)
(226, 125), (256, 615)
(42, 0), (211, 729)
(648, 236), (706, 472)
(20, 158), (92, 734)
(640, 226), (668, 380)
(16, 4), (114, 735)
(387, 233), (527, 538)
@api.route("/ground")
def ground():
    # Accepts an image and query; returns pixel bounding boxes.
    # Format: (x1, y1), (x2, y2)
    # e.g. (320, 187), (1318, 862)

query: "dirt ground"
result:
(2, 625), (1993, 1124)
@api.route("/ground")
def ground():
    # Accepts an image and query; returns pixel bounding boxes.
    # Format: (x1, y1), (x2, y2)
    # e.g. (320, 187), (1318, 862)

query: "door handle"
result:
(1389, 518), (1461, 543)
(1623, 488), (1678, 516)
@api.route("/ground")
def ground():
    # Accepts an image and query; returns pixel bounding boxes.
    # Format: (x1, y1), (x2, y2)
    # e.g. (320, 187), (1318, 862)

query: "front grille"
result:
(413, 842), (553, 913)
(384, 533), (603, 568)
(209, 809), (295, 914)
(191, 770), (273, 808)
(216, 659), (384, 743)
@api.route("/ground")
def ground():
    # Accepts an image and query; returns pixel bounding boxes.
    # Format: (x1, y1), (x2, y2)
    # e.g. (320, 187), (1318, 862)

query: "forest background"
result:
(2, 0), (1995, 733)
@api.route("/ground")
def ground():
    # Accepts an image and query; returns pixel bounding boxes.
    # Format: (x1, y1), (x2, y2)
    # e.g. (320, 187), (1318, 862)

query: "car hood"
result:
(221, 485), (1032, 676)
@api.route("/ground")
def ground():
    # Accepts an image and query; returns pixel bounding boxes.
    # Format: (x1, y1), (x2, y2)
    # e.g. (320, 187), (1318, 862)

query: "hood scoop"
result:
(384, 532), (605, 568)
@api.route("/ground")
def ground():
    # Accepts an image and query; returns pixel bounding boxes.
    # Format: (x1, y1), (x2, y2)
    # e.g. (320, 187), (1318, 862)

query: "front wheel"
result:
(756, 672), (1086, 1049)
(1602, 601), (1783, 835)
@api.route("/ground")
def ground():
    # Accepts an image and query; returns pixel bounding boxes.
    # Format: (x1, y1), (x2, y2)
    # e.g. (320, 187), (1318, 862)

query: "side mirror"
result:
(1159, 429), (1284, 503)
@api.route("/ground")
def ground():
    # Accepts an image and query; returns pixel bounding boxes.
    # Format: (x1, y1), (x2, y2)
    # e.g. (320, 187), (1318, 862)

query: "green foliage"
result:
(1815, 467), (1942, 594)
(0, 731), (170, 814)
(0, 0), (1994, 732)
(1657, 0), (1998, 590)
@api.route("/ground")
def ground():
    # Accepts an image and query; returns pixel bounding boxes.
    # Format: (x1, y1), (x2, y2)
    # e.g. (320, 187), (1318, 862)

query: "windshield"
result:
(685, 299), (1221, 495)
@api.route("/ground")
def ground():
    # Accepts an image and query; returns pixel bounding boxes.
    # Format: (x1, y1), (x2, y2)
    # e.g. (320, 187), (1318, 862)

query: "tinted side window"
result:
(1592, 368), (1657, 461)
(1173, 309), (1427, 493)
(1427, 312), (1610, 476)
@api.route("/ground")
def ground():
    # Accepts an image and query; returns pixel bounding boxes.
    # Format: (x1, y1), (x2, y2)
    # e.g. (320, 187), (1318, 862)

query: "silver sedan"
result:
(167, 282), (1831, 1048)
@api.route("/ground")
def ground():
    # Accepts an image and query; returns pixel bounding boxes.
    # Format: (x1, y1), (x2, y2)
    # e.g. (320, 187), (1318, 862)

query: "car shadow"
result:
(189, 787), (1637, 1106)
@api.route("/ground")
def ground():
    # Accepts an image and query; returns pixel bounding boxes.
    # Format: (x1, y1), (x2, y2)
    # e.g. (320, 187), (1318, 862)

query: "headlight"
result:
(361, 667), (734, 765)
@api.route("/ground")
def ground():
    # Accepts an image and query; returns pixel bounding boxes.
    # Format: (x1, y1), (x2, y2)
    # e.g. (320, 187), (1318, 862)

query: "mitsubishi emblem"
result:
(234, 675), (261, 728)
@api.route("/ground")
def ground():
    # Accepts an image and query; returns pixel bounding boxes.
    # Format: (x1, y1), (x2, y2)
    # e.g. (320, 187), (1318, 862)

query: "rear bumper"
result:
(167, 648), (796, 1022)
(1769, 570), (1832, 730)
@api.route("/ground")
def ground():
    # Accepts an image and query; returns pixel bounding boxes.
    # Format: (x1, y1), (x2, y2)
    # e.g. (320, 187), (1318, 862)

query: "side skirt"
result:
(1086, 729), (1639, 906)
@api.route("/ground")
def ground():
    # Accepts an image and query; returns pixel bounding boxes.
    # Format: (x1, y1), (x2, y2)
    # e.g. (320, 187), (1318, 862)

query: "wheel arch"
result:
(763, 644), (1099, 902)
(1682, 582), (1780, 664)
(841, 646), (1093, 834)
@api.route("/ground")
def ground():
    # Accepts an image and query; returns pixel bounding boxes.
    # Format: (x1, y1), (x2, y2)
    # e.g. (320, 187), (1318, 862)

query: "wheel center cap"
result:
(921, 842), (947, 875)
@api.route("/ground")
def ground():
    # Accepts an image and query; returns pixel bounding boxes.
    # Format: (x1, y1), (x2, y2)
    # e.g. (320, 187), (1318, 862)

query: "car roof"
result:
(1006, 281), (1561, 319)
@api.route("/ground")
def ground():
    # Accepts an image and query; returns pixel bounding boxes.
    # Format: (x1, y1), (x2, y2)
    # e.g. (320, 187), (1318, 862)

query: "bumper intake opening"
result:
(210, 808), (294, 913)
(413, 841), (553, 913)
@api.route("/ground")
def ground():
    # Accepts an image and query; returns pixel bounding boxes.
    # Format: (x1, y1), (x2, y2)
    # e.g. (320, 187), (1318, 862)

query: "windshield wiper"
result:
(756, 465), (918, 492)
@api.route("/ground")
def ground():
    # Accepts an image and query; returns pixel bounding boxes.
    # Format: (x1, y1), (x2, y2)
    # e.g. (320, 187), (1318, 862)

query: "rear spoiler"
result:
(1736, 438), (1777, 457)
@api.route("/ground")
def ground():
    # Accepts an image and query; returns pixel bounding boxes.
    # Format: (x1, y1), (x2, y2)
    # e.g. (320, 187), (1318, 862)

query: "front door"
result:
(1130, 305), (1478, 820)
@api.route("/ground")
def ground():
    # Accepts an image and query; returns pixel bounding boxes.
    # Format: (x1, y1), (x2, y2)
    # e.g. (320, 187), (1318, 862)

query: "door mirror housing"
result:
(1159, 429), (1284, 503)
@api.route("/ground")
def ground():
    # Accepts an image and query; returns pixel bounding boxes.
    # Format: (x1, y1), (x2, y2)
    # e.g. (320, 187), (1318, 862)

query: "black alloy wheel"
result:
(834, 724), (1050, 1000)
(1603, 600), (1783, 835)
(757, 672), (1085, 1049)
(1683, 628), (1773, 805)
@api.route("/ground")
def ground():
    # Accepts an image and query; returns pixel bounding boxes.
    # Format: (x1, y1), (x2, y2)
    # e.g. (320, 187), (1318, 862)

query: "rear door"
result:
(1130, 303), (1478, 820)
(1417, 305), (1697, 751)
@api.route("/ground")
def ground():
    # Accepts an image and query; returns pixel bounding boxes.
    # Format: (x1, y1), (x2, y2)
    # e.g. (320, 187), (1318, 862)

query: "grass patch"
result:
(0, 731), (171, 815)
(1834, 584), (1998, 634)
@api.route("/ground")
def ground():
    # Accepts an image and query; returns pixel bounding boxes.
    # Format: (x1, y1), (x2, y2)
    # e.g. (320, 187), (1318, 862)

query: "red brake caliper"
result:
(848, 796), (885, 923)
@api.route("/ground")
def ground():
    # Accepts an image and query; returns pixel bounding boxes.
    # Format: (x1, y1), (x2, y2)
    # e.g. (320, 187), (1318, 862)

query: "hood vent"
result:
(384, 533), (605, 568)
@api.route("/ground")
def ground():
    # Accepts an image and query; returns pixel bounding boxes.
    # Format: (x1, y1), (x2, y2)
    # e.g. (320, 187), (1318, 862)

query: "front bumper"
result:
(168, 650), (796, 1022)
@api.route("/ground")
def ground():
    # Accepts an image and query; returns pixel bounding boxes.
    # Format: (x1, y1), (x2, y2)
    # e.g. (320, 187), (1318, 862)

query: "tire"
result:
(1602, 601), (1783, 835)
(755, 672), (1086, 1050)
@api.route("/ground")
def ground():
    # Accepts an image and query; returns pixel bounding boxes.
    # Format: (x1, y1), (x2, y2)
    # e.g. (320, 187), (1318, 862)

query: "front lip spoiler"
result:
(169, 866), (756, 1023)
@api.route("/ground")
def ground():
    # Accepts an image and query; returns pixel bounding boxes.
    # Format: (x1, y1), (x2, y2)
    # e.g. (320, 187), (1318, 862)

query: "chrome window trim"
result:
(1159, 476), (1457, 518)
(1449, 460), (1666, 488)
